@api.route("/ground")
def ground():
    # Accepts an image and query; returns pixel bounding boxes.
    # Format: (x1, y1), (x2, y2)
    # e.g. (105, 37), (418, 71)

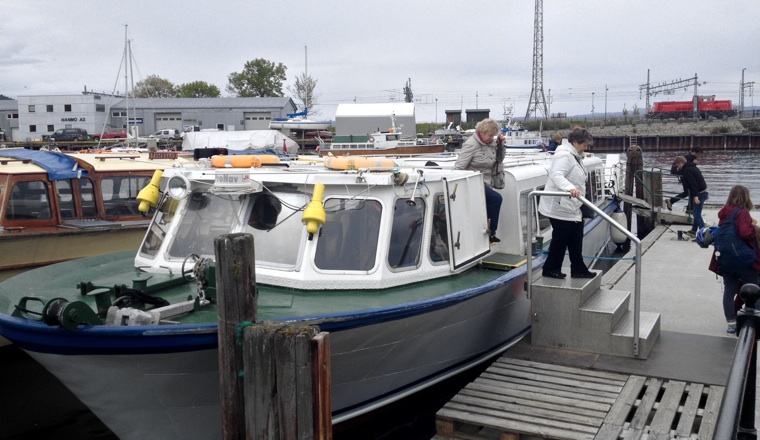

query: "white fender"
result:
(610, 209), (628, 244)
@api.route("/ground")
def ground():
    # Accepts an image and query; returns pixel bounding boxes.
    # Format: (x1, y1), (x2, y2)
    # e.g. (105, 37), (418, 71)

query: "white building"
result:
(335, 103), (416, 136)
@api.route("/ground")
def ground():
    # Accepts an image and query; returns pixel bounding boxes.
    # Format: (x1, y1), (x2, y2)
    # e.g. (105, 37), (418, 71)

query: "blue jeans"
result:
(722, 268), (758, 322)
(484, 185), (503, 236)
(690, 191), (708, 232)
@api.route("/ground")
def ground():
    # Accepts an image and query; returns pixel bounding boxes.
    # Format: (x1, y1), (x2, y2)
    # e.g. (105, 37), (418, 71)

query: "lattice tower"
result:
(525, 0), (548, 120)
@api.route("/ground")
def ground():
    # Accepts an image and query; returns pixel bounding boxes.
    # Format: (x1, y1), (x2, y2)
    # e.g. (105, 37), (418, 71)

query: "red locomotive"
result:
(649, 95), (736, 119)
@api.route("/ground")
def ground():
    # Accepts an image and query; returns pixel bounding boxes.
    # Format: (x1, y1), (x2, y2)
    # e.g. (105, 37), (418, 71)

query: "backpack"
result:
(712, 208), (756, 270)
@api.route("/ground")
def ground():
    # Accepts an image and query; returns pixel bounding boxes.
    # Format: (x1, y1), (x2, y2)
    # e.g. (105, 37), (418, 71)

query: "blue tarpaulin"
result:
(0, 148), (87, 180)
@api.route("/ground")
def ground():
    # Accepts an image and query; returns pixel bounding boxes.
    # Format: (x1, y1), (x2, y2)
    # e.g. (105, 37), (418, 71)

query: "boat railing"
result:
(526, 191), (643, 357)
(714, 283), (759, 438)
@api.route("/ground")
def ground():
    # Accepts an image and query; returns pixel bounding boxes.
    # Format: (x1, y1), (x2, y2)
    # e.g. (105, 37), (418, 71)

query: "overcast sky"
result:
(2, 0), (758, 125)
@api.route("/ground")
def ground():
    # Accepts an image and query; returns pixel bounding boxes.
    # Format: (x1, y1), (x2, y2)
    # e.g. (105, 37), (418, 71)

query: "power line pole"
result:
(740, 68), (754, 117)
(639, 69), (701, 117)
(524, 0), (548, 120)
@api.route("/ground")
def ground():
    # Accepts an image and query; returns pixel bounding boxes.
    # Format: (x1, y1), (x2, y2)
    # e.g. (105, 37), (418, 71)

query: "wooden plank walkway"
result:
(433, 357), (724, 440)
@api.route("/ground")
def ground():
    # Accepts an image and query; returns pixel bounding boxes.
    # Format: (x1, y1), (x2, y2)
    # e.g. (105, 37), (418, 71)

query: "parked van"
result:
(51, 128), (89, 142)
(150, 129), (180, 140)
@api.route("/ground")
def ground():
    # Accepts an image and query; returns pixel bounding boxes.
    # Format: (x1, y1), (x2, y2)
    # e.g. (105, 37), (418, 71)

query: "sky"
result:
(1, 0), (759, 125)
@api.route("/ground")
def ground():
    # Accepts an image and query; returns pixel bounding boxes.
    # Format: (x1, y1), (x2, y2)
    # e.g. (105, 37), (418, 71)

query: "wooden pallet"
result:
(433, 358), (724, 440)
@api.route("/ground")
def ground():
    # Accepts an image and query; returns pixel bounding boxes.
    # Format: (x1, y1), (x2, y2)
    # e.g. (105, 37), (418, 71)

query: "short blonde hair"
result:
(475, 119), (501, 137)
(673, 156), (686, 166)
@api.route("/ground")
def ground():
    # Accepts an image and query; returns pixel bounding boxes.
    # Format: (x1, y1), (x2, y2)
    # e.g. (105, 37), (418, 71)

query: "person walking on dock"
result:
(672, 155), (708, 238)
(708, 185), (760, 334)
(666, 146), (703, 211)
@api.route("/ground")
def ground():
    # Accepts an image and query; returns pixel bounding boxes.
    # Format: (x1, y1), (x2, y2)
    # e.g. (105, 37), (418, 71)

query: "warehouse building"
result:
(6, 95), (297, 142)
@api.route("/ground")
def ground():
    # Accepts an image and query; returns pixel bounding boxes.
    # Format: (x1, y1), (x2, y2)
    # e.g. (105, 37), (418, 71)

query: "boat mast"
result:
(123, 25), (130, 147)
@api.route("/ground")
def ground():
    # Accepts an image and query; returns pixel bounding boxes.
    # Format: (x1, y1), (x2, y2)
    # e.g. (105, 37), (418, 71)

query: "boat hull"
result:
(2, 262), (533, 440)
(0, 224), (148, 279)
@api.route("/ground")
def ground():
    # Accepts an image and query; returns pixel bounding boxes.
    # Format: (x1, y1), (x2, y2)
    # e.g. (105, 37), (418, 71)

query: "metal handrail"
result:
(714, 284), (759, 439)
(526, 191), (643, 356)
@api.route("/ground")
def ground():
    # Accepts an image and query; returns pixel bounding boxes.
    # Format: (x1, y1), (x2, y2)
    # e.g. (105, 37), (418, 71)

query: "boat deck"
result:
(434, 207), (755, 439)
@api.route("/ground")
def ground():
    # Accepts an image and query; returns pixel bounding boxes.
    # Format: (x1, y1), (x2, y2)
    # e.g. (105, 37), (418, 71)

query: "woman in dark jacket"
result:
(673, 156), (708, 237)
(708, 184), (760, 334)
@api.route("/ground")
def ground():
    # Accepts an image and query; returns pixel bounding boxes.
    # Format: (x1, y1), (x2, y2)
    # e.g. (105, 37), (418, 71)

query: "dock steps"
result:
(433, 358), (723, 440)
(531, 270), (661, 359)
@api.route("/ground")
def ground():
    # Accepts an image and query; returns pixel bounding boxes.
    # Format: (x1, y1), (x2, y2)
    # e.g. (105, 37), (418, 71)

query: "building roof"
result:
(335, 103), (415, 117)
(0, 99), (18, 111)
(110, 97), (295, 110)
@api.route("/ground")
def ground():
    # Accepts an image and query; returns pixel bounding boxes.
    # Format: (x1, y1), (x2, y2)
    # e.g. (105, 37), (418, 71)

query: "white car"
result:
(150, 129), (180, 140)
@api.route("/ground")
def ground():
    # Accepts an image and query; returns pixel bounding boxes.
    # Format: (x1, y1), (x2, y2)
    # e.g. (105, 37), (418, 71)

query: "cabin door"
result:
(444, 175), (491, 269)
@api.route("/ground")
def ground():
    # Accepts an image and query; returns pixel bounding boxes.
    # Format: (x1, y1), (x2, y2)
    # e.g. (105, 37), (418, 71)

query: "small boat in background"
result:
(0, 148), (191, 278)
(500, 106), (546, 152)
(268, 107), (331, 131)
(321, 113), (445, 156)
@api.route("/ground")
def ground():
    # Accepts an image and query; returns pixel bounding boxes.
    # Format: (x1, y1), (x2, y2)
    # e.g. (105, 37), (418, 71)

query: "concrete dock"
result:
(435, 207), (759, 439)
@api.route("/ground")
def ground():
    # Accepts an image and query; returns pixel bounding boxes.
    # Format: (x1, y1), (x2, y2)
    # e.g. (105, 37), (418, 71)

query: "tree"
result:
(227, 58), (287, 97)
(176, 81), (221, 98)
(287, 72), (320, 115)
(132, 75), (176, 98)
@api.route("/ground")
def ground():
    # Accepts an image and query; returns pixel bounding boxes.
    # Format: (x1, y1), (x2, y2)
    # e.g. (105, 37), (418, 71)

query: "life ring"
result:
(368, 136), (375, 143)
(323, 156), (396, 171)
(210, 154), (280, 168)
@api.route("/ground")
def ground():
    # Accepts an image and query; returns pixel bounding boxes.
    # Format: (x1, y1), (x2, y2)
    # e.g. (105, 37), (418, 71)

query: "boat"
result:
(0, 150), (622, 439)
(322, 114), (445, 156)
(268, 107), (332, 131)
(499, 105), (547, 152)
(0, 148), (191, 278)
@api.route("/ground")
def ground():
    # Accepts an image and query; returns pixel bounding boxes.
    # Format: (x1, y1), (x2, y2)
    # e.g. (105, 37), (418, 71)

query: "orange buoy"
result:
(210, 154), (280, 168)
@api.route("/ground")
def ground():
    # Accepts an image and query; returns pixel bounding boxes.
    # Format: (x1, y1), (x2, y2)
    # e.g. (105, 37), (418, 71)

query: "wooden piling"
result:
(244, 323), (331, 440)
(215, 232), (258, 439)
(215, 232), (332, 439)
(624, 145), (642, 243)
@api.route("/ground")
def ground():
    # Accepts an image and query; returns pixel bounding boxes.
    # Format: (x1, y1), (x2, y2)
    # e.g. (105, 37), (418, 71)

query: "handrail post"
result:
(526, 190), (642, 356)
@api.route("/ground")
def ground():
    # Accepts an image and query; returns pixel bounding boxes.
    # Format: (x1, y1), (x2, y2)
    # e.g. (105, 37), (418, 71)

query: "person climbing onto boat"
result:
(708, 184), (760, 335)
(538, 127), (596, 279)
(546, 133), (562, 152)
(672, 155), (708, 238)
(666, 146), (703, 211)
(454, 118), (504, 243)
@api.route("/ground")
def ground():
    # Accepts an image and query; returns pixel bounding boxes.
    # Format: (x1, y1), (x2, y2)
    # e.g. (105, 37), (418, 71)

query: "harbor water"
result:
(2, 148), (759, 439)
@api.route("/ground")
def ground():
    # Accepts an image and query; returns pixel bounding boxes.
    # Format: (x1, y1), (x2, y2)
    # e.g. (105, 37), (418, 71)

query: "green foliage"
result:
(227, 58), (287, 97)
(176, 81), (221, 98)
(131, 74), (176, 98)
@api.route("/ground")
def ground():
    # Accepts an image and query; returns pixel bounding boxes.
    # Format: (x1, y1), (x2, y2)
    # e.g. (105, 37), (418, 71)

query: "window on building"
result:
(28, 105), (35, 113)
(96, 104), (105, 112)
(64, 104), (72, 112)
(47, 125), (54, 132)
(46, 105), (53, 112)
(29, 125), (37, 133)
(112, 111), (126, 117)
(7, 113), (19, 119)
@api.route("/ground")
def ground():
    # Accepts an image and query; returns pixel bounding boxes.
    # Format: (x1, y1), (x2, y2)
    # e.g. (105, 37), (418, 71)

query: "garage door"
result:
(155, 113), (182, 131)
(244, 112), (271, 130)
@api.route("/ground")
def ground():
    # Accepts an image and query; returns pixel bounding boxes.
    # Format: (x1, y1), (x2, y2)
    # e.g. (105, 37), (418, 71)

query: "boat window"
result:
(429, 194), (449, 263)
(77, 179), (97, 218)
(167, 192), (241, 258)
(102, 176), (151, 216)
(244, 191), (308, 269)
(388, 197), (425, 269)
(55, 180), (76, 219)
(5, 180), (51, 220)
(586, 168), (603, 206)
(139, 196), (180, 258)
(315, 198), (381, 271)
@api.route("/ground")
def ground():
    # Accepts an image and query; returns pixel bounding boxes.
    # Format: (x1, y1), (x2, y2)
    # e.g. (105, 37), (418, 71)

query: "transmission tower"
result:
(524, 0), (548, 120)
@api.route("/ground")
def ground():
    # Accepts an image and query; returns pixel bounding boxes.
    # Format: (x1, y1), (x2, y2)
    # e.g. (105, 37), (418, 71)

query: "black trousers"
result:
(544, 217), (588, 274)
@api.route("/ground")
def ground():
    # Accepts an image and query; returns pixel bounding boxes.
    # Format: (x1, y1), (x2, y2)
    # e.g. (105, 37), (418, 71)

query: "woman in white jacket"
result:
(538, 127), (596, 279)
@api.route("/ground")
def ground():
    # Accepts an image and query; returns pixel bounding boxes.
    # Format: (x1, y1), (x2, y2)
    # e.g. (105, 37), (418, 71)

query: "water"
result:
(637, 149), (760, 207)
